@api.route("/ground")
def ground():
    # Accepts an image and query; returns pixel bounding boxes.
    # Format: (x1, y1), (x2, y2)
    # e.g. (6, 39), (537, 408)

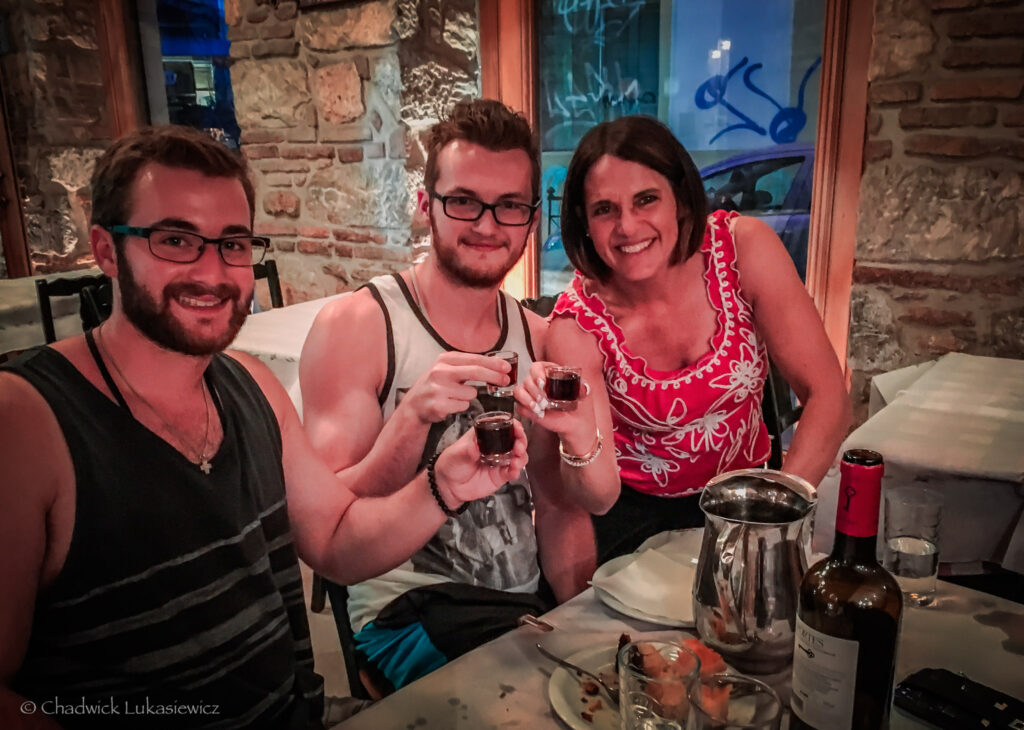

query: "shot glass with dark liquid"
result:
(544, 365), (582, 411)
(486, 350), (518, 397)
(473, 411), (515, 467)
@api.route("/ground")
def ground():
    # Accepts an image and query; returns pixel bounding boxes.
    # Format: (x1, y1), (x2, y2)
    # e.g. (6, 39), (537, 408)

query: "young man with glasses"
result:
(299, 99), (600, 696)
(0, 125), (529, 729)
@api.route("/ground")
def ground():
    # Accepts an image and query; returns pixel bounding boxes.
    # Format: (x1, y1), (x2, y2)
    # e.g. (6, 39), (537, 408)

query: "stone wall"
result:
(0, 0), (111, 276)
(849, 0), (1024, 422)
(228, 0), (478, 304)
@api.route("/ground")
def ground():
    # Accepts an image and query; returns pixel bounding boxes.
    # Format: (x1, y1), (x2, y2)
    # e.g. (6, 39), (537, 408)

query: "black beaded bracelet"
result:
(426, 452), (469, 518)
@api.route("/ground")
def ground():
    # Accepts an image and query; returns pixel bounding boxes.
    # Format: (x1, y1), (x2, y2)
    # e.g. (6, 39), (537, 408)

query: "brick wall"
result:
(0, 0), (113, 276)
(849, 0), (1024, 422)
(228, 0), (478, 304)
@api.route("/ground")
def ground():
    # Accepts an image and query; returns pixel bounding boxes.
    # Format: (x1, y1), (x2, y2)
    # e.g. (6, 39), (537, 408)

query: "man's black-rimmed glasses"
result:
(429, 192), (539, 226)
(108, 226), (270, 267)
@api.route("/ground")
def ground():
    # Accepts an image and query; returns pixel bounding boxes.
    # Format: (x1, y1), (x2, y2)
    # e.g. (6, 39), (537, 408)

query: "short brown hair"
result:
(561, 116), (707, 281)
(424, 98), (540, 200)
(90, 125), (255, 236)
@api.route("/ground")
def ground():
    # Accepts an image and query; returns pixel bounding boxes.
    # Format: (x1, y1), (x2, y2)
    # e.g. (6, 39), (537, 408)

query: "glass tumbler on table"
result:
(619, 640), (701, 730)
(882, 487), (943, 606)
(686, 674), (781, 730)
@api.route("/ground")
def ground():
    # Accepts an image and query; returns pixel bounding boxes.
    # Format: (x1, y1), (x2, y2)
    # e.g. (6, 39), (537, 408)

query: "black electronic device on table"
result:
(893, 668), (1024, 729)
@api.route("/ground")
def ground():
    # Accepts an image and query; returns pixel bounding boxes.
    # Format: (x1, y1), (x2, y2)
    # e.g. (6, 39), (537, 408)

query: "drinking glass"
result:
(882, 487), (943, 606)
(473, 411), (514, 466)
(686, 674), (781, 730)
(486, 350), (518, 397)
(619, 641), (701, 730)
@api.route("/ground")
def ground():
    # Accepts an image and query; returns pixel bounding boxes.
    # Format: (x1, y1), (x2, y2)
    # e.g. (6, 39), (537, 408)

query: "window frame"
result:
(480, 0), (873, 372)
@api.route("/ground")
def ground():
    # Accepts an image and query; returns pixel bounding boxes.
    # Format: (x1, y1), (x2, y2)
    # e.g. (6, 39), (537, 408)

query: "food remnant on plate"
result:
(580, 711), (593, 723)
(581, 680), (599, 696)
(587, 699), (603, 713)
(681, 637), (728, 677)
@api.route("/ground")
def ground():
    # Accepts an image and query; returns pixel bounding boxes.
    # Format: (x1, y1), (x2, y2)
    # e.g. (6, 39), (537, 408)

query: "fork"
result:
(535, 643), (619, 706)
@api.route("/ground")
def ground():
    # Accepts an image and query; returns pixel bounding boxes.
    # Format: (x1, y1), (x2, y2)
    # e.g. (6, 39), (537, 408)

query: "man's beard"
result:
(116, 247), (251, 356)
(430, 217), (523, 289)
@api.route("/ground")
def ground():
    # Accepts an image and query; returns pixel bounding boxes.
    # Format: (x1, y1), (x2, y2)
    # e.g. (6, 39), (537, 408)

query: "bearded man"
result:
(0, 125), (530, 728)
(299, 99), (598, 696)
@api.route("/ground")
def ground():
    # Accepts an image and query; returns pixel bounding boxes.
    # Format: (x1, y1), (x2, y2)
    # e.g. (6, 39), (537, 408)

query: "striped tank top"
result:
(4, 347), (323, 729)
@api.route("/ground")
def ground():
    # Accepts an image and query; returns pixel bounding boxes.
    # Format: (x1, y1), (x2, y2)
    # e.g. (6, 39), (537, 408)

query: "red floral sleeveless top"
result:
(552, 210), (771, 497)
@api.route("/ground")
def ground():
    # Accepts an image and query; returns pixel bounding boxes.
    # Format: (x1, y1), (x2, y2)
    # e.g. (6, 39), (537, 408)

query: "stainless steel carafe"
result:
(692, 468), (816, 675)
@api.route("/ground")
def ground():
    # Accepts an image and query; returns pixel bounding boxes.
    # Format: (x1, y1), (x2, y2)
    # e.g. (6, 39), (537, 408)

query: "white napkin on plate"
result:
(591, 549), (696, 622)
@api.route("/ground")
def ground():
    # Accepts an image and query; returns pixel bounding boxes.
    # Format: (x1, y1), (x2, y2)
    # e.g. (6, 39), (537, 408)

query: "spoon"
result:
(536, 643), (619, 706)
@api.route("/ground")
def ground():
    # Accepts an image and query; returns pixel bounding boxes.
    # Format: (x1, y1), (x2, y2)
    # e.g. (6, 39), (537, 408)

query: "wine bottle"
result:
(791, 449), (903, 730)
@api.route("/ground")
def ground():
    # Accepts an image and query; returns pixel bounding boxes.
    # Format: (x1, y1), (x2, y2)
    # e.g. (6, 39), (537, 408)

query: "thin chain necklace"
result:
(97, 326), (214, 474)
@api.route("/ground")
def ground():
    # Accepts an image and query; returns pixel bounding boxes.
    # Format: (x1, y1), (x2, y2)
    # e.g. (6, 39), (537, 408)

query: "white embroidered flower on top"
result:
(687, 409), (732, 453)
(709, 341), (764, 400)
(621, 439), (680, 488)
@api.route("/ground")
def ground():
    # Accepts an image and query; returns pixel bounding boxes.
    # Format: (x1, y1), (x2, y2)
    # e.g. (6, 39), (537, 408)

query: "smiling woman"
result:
(547, 115), (851, 563)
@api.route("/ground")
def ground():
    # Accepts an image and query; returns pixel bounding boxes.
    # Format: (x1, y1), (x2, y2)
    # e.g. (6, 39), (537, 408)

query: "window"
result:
(481, 0), (872, 366)
(138, 0), (240, 147)
(533, 0), (825, 295)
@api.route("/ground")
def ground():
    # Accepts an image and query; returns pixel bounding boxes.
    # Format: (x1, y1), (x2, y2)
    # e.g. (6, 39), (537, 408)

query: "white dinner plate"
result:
(546, 645), (619, 730)
(590, 529), (704, 627)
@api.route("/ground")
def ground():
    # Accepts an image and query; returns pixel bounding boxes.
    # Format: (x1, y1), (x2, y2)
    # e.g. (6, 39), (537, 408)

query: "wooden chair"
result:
(323, 581), (376, 700)
(253, 259), (283, 309)
(761, 359), (804, 469)
(35, 273), (112, 344)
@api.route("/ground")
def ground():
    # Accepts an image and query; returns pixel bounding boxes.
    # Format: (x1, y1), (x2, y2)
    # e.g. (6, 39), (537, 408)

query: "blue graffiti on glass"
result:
(695, 56), (822, 145)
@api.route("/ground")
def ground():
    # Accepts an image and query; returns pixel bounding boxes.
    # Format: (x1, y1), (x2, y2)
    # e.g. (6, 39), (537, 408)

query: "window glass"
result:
(536, 0), (825, 294)
(151, 0), (240, 148)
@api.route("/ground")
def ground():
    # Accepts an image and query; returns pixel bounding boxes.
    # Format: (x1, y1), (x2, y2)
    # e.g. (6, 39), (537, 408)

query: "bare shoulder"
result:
(543, 315), (603, 369)
(222, 349), (292, 422)
(301, 289), (387, 380)
(737, 216), (790, 268)
(731, 215), (802, 299)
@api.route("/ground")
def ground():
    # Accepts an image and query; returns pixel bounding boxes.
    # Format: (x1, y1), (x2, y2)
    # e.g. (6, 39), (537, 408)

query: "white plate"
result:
(590, 529), (704, 627)
(547, 645), (619, 730)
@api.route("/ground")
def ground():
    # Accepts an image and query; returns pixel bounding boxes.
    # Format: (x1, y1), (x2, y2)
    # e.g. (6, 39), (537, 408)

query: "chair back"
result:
(761, 360), (804, 469)
(520, 295), (558, 318)
(35, 273), (113, 344)
(323, 581), (373, 700)
(253, 259), (283, 309)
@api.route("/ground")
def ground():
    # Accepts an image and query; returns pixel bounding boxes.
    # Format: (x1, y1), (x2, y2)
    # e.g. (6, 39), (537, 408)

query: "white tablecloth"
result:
(229, 294), (346, 417)
(336, 529), (1024, 729)
(818, 353), (1024, 572)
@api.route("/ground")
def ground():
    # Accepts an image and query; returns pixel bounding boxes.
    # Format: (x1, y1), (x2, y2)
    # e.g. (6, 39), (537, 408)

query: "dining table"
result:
(817, 352), (1024, 573)
(335, 528), (1024, 730)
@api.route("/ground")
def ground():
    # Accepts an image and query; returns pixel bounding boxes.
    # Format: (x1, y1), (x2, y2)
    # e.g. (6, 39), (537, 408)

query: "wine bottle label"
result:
(835, 461), (883, 537)
(791, 616), (858, 730)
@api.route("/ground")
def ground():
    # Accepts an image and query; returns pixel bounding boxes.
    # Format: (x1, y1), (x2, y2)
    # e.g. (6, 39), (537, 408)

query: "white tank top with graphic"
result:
(346, 273), (541, 632)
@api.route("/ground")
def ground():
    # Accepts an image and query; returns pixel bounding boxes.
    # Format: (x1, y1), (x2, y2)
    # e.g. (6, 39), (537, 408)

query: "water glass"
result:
(619, 641), (701, 730)
(686, 674), (781, 730)
(882, 487), (943, 606)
